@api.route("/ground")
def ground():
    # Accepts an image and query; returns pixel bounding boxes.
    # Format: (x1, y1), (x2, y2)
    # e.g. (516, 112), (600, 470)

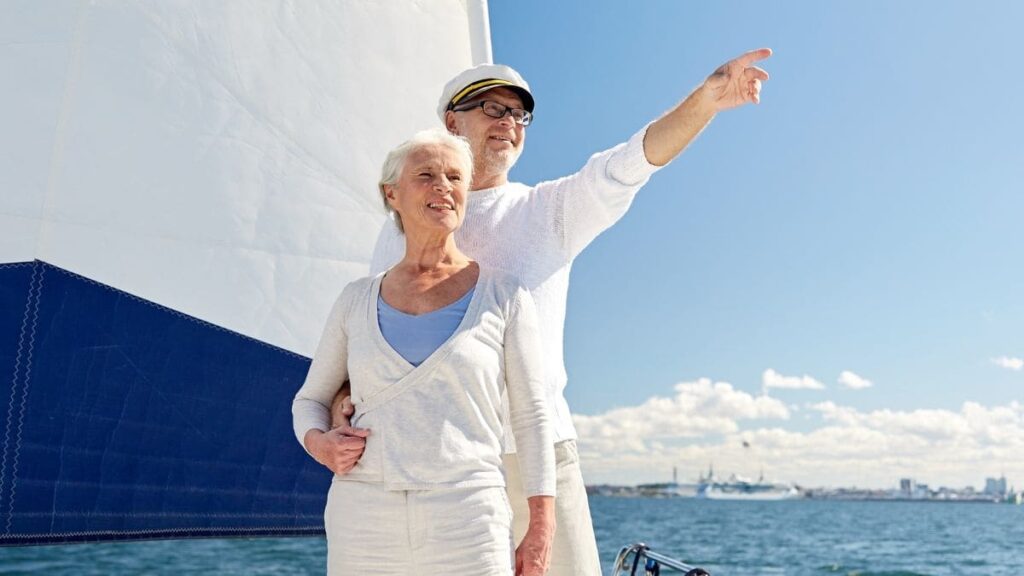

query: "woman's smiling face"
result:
(384, 143), (472, 237)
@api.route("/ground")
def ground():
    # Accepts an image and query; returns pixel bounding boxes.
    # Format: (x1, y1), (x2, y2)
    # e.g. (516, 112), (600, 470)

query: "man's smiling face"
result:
(447, 86), (527, 187)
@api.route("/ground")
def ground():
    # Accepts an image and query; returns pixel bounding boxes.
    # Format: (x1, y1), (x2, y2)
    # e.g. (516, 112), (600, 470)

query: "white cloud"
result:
(575, 383), (1024, 489)
(809, 402), (972, 440)
(992, 356), (1023, 371)
(762, 368), (825, 392)
(572, 378), (789, 457)
(838, 370), (873, 389)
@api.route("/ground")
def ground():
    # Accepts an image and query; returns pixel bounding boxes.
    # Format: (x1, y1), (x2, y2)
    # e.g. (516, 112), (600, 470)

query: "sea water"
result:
(1, 497), (1021, 575)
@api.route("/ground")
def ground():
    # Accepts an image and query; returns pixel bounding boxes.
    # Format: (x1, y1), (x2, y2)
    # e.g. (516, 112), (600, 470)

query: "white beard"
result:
(477, 145), (521, 179)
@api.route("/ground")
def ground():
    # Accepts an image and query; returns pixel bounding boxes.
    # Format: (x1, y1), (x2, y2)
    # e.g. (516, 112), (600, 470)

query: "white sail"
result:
(1, 0), (490, 355)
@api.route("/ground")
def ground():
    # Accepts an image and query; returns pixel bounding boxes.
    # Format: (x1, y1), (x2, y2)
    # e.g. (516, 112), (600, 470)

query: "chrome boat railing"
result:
(611, 542), (710, 576)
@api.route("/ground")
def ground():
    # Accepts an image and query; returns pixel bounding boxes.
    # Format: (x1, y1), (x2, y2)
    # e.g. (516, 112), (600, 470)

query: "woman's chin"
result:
(408, 217), (460, 236)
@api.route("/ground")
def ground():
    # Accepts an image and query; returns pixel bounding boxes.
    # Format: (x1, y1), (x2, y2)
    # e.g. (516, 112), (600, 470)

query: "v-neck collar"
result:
(366, 267), (486, 379)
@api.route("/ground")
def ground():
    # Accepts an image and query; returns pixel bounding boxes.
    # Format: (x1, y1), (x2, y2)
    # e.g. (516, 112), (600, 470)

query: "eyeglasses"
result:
(451, 100), (533, 126)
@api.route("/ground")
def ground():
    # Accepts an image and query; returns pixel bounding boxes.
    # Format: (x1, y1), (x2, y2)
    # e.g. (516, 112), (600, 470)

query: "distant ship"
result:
(694, 466), (799, 501)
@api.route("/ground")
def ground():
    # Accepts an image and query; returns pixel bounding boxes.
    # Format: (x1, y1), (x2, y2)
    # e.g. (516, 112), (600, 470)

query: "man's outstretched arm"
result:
(644, 48), (772, 166)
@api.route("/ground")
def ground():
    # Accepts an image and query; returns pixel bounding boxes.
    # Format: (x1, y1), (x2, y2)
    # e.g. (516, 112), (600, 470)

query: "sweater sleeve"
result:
(291, 286), (352, 451)
(503, 285), (556, 497)
(534, 123), (661, 259)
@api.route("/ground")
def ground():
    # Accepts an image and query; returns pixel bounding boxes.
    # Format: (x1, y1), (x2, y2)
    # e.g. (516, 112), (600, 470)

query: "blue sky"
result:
(490, 1), (1024, 487)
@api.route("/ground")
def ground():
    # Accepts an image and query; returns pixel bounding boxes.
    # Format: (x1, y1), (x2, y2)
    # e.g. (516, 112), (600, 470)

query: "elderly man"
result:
(326, 49), (771, 575)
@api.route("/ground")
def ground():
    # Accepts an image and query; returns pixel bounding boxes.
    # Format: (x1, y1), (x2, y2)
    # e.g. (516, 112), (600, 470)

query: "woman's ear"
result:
(383, 184), (398, 208)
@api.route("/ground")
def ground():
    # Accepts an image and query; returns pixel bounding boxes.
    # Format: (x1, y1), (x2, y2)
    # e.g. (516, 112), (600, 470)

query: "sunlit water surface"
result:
(2, 498), (1021, 575)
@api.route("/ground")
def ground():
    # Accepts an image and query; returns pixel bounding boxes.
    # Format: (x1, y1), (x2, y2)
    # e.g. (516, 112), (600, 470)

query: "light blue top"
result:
(377, 286), (476, 366)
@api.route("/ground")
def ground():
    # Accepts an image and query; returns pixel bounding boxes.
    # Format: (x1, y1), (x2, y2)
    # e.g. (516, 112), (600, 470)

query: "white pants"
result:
(325, 480), (514, 575)
(503, 440), (602, 576)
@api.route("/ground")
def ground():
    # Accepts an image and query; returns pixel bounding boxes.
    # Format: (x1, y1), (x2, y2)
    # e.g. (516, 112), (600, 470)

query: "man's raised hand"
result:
(703, 48), (772, 110)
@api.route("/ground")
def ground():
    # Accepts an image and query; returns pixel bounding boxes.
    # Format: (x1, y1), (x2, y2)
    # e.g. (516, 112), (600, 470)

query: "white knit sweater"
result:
(371, 126), (660, 443)
(292, 268), (556, 497)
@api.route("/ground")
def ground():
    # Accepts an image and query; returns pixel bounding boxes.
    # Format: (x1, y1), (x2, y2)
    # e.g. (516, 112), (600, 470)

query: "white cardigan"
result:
(292, 268), (556, 497)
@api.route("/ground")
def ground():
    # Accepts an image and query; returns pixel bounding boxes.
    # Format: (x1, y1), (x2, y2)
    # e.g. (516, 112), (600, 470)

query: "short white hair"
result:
(378, 129), (473, 233)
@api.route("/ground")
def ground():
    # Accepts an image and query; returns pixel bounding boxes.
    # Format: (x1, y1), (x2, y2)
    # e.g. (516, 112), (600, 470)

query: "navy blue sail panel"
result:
(0, 261), (330, 545)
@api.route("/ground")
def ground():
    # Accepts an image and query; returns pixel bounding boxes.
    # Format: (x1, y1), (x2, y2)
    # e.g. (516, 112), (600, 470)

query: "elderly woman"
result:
(292, 129), (555, 576)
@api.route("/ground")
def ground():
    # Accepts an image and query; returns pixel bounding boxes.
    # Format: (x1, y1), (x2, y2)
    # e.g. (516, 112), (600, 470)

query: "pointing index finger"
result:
(736, 47), (773, 67)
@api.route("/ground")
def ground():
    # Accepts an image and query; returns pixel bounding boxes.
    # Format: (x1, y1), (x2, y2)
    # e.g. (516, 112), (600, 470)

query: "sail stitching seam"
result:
(44, 263), (308, 362)
(1, 263), (43, 535)
(11, 512), (323, 519)
(0, 525), (324, 541)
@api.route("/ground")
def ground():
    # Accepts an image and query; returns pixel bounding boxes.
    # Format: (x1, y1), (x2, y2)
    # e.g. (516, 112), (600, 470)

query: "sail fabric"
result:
(0, 0), (490, 545)
(0, 261), (321, 544)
